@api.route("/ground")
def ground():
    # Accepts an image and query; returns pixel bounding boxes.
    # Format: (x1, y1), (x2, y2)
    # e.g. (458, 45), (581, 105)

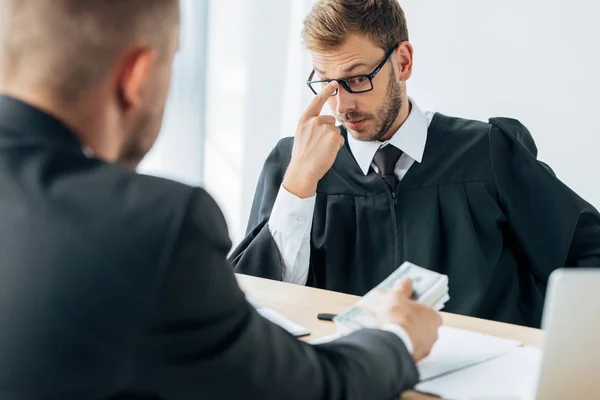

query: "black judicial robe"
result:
(230, 113), (600, 328)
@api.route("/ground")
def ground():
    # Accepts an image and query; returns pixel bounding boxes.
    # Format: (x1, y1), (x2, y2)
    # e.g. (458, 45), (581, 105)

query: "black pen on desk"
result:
(317, 313), (337, 321)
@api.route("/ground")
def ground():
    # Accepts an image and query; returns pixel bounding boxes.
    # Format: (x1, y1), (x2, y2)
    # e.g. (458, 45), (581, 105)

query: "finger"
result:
(326, 133), (345, 152)
(392, 278), (413, 298)
(304, 81), (338, 118)
(315, 115), (337, 126)
(336, 134), (345, 150)
(436, 311), (443, 327)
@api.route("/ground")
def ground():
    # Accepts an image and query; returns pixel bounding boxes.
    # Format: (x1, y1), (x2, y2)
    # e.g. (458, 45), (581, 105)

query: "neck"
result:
(1, 83), (122, 162)
(379, 95), (411, 142)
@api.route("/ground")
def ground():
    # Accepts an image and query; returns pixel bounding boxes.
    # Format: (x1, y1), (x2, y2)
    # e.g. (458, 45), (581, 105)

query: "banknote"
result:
(376, 262), (448, 305)
(334, 262), (449, 335)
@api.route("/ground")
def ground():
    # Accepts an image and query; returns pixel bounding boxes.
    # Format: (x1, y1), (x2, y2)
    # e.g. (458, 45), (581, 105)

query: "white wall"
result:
(402, 0), (600, 208)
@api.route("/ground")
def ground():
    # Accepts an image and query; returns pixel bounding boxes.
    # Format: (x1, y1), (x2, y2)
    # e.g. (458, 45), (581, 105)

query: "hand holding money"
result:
(333, 261), (449, 360)
(378, 278), (442, 361)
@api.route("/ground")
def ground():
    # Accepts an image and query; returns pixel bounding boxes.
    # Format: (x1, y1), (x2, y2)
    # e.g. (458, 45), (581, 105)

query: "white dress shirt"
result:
(268, 99), (433, 353)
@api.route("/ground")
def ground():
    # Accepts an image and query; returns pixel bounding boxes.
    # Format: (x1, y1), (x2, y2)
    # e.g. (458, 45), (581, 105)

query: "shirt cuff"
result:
(381, 324), (414, 355)
(268, 185), (316, 235)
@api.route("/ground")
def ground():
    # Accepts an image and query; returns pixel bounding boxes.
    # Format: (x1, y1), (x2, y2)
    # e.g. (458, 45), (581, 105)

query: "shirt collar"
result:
(347, 98), (431, 175)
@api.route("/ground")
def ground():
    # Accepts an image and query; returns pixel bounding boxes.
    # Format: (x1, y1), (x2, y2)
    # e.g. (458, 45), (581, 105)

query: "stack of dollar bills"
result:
(333, 261), (449, 335)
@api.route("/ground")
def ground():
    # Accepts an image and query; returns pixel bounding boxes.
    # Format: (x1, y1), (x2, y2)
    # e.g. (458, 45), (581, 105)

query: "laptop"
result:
(535, 268), (600, 399)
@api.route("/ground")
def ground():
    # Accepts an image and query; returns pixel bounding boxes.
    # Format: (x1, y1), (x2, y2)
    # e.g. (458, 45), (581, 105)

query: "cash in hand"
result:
(333, 262), (449, 335)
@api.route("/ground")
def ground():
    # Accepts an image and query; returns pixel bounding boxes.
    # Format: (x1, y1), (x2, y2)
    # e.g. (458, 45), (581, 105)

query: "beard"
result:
(118, 108), (158, 169)
(339, 69), (403, 142)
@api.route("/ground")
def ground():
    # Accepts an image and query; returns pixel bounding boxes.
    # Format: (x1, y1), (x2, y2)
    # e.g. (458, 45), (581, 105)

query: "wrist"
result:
(381, 323), (414, 356)
(283, 164), (318, 198)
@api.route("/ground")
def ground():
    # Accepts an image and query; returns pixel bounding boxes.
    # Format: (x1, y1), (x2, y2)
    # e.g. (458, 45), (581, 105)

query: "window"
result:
(138, 0), (210, 187)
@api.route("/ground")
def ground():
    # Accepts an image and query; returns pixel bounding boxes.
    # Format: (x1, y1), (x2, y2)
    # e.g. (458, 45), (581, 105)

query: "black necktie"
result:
(373, 145), (403, 192)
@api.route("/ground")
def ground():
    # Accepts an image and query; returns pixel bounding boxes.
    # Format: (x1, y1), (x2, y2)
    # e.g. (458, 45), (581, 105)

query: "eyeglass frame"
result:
(306, 42), (400, 96)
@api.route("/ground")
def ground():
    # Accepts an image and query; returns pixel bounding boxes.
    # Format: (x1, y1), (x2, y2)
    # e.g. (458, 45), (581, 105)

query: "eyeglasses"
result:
(306, 43), (399, 96)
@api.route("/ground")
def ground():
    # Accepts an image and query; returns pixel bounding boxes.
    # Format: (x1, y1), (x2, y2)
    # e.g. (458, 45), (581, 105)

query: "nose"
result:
(334, 85), (357, 116)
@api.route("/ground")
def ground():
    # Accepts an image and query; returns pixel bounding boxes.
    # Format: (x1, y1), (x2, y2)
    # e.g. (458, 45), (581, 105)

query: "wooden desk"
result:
(237, 274), (543, 400)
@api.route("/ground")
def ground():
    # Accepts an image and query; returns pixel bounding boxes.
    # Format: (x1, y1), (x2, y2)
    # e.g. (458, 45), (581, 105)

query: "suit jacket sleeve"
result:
(229, 138), (294, 280)
(488, 118), (600, 283)
(135, 188), (419, 400)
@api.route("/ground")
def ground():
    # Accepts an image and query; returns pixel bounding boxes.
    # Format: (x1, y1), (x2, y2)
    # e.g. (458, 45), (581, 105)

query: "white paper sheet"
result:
(417, 326), (522, 381)
(416, 346), (542, 400)
(308, 325), (522, 384)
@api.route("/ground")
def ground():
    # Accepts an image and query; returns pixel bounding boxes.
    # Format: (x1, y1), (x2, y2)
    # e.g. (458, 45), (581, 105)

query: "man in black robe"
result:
(230, 0), (600, 328)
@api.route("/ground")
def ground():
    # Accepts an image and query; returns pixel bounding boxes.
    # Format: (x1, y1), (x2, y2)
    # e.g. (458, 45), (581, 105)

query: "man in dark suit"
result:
(0, 1), (441, 399)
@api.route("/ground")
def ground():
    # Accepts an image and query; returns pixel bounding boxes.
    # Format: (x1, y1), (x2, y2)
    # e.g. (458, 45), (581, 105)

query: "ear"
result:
(117, 48), (157, 111)
(392, 41), (414, 82)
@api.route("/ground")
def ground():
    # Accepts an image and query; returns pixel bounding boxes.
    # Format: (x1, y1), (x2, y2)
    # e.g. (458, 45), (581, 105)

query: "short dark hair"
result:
(302, 0), (409, 52)
(0, 0), (180, 102)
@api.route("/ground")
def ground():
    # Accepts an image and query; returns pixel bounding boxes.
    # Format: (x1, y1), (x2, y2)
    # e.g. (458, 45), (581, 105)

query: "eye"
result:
(348, 76), (368, 85)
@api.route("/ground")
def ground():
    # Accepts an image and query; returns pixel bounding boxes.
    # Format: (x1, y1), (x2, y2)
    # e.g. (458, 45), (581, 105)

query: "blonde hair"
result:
(302, 0), (409, 52)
